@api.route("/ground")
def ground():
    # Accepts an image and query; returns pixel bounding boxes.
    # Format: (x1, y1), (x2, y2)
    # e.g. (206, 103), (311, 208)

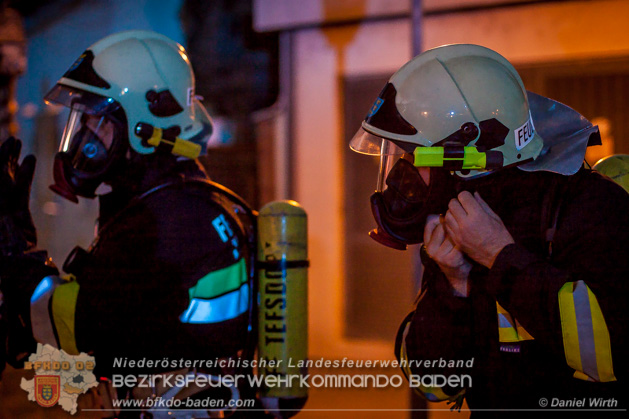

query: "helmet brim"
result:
(45, 83), (121, 116)
(350, 127), (414, 156)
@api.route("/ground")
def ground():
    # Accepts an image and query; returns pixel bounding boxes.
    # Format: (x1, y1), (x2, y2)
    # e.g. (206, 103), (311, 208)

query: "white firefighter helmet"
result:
(350, 43), (544, 179)
(45, 29), (213, 156)
(44, 30), (214, 202)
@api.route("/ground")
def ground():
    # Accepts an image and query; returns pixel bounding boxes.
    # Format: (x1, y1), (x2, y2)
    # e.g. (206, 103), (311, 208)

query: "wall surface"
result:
(253, 0), (540, 31)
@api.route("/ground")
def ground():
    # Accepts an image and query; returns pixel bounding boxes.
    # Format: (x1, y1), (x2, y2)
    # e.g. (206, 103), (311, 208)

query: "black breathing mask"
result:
(50, 107), (127, 203)
(369, 157), (458, 250)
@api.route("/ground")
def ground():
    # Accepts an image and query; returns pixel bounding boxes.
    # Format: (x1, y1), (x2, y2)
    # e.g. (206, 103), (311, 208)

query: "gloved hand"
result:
(0, 137), (37, 256)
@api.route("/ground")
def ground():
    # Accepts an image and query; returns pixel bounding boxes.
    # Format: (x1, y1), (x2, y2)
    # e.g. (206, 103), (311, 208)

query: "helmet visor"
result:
(350, 128), (419, 191)
(45, 84), (120, 116)
(59, 107), (119, 175)
(350, 128), (411, 156)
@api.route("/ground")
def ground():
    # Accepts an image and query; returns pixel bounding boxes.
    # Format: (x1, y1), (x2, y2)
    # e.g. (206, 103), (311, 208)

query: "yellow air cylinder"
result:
(593, 154), (629, 194)
(257, 200), (308, 418)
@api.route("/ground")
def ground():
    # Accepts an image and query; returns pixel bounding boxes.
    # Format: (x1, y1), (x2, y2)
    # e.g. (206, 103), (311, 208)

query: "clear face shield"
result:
(350, 128), (414, 192)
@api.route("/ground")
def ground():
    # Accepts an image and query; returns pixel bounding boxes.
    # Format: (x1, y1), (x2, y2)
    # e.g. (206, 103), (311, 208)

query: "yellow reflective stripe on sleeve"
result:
(496, 302), (534, 343)
(558, 280), (616, 383)
(558, 287), (582, 373)
(573, 371), (595, 382)
(589, 288), (616, 382)
(51, 279), (80, 356)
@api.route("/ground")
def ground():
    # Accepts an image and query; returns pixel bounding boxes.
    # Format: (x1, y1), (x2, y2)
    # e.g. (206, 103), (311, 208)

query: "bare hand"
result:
(424, 214), (472, 297)
(444, 191), (514, 268)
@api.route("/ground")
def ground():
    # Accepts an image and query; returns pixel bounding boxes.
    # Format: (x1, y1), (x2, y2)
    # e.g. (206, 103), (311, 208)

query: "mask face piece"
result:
(381, 157), (426, 219)
(50, 106), (126, 202)
(67, 122), (111, 172)
(369, 157), (458, 249)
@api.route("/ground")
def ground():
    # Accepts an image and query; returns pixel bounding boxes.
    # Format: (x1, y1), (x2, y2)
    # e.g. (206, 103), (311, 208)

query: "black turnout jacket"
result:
(397, 167), (629, 417)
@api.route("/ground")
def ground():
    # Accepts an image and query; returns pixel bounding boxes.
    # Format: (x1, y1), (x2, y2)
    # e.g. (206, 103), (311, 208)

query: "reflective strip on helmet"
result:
(30, 276), (62, 348)
(187, 258), (247, 300)
(558, 281), (616, 382)
(51, 278), (81, 355)
(496, 302), (534, 343)
(180, 282), (249, 324)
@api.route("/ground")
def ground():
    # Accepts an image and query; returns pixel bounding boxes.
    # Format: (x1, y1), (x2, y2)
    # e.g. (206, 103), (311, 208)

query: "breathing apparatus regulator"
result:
(350, 43), (600, 250)
(44, 30), (213, 203)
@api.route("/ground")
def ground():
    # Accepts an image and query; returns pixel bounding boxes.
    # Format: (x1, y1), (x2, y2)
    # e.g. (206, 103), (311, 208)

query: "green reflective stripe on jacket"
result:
(558, 280), (616, 383)
(188, 258), (247, 300)
(496, 302), (534, 343)
(51, 279), (80, 356)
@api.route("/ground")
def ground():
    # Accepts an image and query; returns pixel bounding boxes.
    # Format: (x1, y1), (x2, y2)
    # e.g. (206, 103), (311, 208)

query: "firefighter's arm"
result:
(0, 251), (59, 367)
(484, 177), (629, 383)
(1, 137), (57, 369)
(0, 137), (37, 256)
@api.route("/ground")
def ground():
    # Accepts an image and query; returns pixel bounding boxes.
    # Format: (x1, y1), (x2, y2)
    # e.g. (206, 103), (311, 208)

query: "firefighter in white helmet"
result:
(351, 44), (628, 413)
(0, 30), (264, 417)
